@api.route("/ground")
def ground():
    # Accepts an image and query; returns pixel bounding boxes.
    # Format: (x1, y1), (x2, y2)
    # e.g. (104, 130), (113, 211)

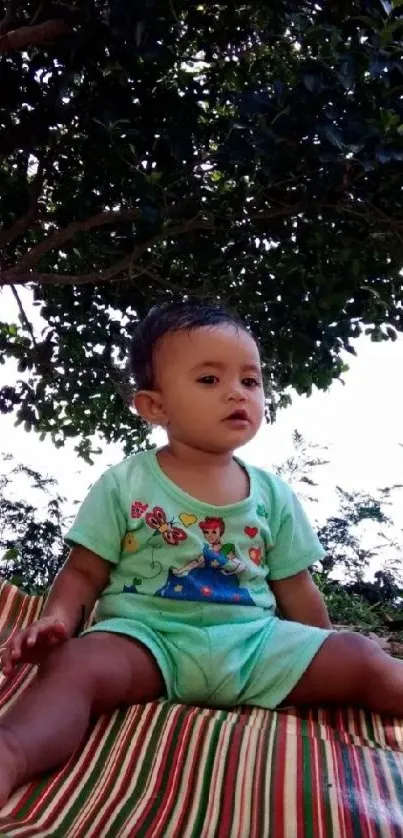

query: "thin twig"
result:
(9, 284), (37, 346)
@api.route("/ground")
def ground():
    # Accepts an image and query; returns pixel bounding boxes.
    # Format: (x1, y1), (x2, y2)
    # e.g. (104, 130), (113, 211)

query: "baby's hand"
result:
(0, 617), (68, 677)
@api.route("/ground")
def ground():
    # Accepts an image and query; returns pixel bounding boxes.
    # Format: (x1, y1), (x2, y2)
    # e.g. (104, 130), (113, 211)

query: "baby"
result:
(1, 300), (402, 806)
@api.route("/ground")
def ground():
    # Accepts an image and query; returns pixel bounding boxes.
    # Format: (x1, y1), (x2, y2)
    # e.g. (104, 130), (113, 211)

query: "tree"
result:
(274, 429), (329, 503)
(0, 453), (69, 592)
(1, 1), (403, 457)
(275, 431), (403, 626)
(276, 430), (403, 582)
(317, 485), (403, 585)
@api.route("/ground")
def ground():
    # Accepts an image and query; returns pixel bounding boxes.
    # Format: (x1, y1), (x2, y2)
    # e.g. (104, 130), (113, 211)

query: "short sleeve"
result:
(65, 468), (126, 564)
(268, 488), (325, 580)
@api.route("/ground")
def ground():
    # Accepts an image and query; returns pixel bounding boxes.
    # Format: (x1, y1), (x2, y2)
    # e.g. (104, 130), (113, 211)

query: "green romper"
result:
(65, 449), (331, 709)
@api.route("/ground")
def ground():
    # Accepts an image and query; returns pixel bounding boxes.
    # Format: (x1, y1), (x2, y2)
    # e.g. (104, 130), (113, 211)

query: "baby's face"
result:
(153, 325), (265, 454)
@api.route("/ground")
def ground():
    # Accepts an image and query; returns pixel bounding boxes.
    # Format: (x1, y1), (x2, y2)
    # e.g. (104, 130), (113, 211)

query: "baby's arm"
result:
(1, 546), (110, 675)
(41, 545), (110, 633)
(270, 570), (332, 629)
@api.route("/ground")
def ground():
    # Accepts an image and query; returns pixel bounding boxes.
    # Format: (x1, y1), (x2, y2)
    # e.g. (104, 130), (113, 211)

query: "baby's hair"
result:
(129, 299), (249, 390)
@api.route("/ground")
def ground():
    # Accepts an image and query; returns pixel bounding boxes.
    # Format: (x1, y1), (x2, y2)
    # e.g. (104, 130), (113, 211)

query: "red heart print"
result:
(245, 526), (258, 538)
(249, 547), (262, 566)
(131, 501), (148, 519)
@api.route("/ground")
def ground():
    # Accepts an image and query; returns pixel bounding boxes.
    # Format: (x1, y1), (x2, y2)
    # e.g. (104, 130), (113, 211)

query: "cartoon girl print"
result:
(198, 517), (246, 574)
(169, 516), (246, 578)
(156, 516), (255, 605)
(145, 506), (187, 546)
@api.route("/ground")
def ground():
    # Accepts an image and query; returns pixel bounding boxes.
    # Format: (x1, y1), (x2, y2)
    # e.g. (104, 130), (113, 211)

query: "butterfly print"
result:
(145, 506), (187, 546)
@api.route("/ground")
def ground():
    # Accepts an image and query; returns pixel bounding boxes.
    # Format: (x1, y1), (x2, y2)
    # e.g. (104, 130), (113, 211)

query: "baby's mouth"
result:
(223, 409), (250, 424)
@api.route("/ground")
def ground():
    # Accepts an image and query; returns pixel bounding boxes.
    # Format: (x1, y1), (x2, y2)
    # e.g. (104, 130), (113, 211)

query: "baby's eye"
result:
(242, 377), (261, 388)
(197, 375), (219, 385)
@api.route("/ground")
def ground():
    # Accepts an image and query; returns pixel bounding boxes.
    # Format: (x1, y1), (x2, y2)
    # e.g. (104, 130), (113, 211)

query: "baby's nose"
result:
(227, 387), (246, 401)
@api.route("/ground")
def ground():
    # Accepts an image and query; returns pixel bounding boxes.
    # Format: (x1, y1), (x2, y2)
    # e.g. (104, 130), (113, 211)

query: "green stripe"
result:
(388, 750), (403, 837)
(105, 702), (180, 837)
(52, 710), (129, 834)
(340, 743), (371, 838)
(302, 722), (315, 838)
(320, 739), (336, 838)
(174, 709), (222, 837)
(363, 710), (376, 746)
(268, 711), (281, 838)
(256, 717), (272, 837)
(372, 749), (402, 838)
(358, 746), (383, 838)
(12, 774), (53, 821)
(214, 712), (242, 837)
(134, 704), (191, 837)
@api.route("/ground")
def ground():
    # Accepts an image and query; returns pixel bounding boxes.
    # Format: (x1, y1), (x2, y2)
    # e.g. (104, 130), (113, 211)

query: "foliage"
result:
(1, 1), (403, 457)
(275, 429), (329, 502)
(317, 485), (403, 582)
(0, 453), (69, 592)
(276, 431), (403, 596)
(313, 574), (384, 627)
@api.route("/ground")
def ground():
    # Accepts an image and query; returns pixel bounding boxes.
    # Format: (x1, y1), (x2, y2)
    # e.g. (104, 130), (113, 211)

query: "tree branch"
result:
(0, 219), (216, 287)
(13, 209), (144, 270)
(0, 18), (69, 54)
(7, 200), (302, 276)
(3, 197), (402, 289)
(328, 201), (403, 240)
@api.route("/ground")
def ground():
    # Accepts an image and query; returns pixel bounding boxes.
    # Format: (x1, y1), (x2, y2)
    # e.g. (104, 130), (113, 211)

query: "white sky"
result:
(1, 286), (403, 576)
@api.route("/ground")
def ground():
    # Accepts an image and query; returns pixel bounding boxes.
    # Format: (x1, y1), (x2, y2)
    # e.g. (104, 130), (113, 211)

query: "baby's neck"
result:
(162, 440), (234, 470)
(157, 442), (249, 506)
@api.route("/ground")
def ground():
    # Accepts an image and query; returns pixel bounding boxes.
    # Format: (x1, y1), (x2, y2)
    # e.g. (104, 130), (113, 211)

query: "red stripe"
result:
(82, 703), (162, 836)
(332, 733), (354, 837)
(271, 711), (287, 838)
(248, 718), (267, 838)
(294, 713), (305, 833)
(2, 714), (114, 835)
(128, 703), (188, 834)
(310, 725), (325, 838)
(170, 710), (211, 838)
(148, 705), (207, 837)
(216, 720), (244, 838)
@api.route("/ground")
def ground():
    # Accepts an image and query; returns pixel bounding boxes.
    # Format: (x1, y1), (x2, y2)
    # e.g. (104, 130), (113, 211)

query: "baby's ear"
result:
(133, 390), (168, 427)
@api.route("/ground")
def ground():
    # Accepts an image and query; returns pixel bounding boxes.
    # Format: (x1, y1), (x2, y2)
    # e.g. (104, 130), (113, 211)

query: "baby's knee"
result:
(337, 631), (386, 698)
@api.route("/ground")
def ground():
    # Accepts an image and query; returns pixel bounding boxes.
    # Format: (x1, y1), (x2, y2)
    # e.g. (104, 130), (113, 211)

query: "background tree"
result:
(1, 0), (403, 458)
(0, 453), (69, 592)
(275, 430), (403, 623)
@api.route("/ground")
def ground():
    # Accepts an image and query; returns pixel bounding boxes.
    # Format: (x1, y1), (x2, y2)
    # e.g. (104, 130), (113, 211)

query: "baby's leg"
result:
(283, 631), (403, 714)
(0, 632), (164, 806)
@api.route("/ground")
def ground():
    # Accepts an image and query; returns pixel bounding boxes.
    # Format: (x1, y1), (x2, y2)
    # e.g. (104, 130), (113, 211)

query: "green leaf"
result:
(323, 125), (345, 150)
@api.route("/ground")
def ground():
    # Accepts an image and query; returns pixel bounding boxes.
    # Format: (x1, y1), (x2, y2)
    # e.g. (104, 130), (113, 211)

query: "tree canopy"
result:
(1, 0), (403, 457)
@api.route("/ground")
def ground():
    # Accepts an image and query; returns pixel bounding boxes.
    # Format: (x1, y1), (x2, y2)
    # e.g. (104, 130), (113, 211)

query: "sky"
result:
(1, 286), (403, 575)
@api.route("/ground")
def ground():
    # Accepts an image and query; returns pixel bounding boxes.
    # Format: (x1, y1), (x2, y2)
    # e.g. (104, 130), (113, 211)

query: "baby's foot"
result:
(0, 729), (26, 808)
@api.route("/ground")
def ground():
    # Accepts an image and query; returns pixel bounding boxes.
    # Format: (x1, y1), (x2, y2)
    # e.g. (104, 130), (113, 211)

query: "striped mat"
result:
(1, 579), (403, 837)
